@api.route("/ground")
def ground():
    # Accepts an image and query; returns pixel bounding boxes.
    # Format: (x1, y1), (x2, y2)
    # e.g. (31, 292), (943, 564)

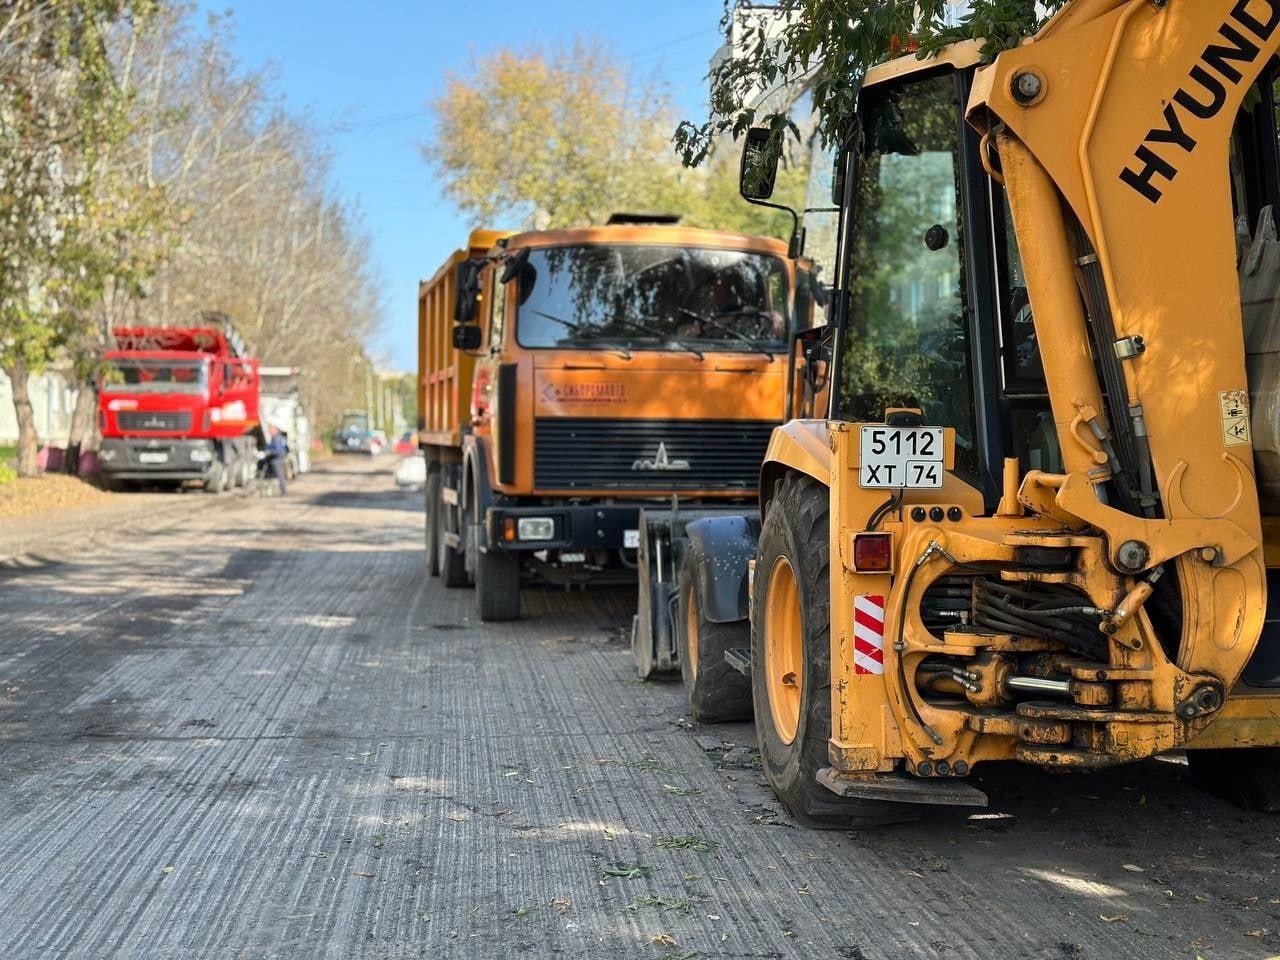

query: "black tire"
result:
(424, 466), (441, 577)
(204, 462), (225, 494)
(752, 472), (904, 828)
(440, 506), (468, 588)
(439, 466), (469, 587)
(1187, 748), (1280, 812)
(475, 544), (521, 621)
(678, 560), (751, 721)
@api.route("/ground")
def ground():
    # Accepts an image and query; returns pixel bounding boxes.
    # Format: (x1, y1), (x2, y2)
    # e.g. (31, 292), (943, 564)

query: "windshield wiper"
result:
(528, 309), (631, 359)
(677, 308), (776, 360)
(619, 315), (704, 360)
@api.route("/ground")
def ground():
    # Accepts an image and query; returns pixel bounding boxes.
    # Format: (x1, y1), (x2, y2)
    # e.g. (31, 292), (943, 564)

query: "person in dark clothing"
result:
(265, 424), (288, 496)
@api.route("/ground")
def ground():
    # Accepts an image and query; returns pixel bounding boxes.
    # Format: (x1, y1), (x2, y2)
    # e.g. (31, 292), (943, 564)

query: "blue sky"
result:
(197, 1), (727, 371)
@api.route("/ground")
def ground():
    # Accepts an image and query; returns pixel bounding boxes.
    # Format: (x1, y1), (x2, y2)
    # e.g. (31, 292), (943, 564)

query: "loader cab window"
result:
(838, 69), (979, 483)
(991, 189), (1063, 474)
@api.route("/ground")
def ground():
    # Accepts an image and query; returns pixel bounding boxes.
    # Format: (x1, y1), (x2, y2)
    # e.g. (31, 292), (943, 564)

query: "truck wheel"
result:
(205, 462), (225, 493)
(439, 480), (468, 588)
(753, 472), (902, 828)
(424, 466), (441, 577)
(678, 560), (751, 721)
(1186, 748), (1280, 812)
(440, 519), (468, 587)
(475, 545), (521, 621)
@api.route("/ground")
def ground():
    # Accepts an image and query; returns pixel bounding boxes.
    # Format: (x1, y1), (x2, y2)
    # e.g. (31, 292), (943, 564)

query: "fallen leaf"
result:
(161, 866), (174, 875)
(353, 872), (374, 878)
(649, 933), (677, 947)
(552, 897), (572, 915)
(1121, 864), (1145, 873)
(1099, 915), (1129, 923)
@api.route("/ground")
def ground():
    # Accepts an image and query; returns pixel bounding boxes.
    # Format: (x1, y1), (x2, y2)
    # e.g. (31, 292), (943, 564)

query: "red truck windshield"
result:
(103, 359), (207, 394)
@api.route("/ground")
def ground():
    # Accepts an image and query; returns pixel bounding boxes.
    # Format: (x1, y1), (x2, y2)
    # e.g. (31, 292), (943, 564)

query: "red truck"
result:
(97, 324), (261, 491)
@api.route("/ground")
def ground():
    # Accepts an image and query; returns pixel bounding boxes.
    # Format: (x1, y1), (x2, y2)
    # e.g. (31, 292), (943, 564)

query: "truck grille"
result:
(118, 411), (192, 432)
(534, 418), (775, 491)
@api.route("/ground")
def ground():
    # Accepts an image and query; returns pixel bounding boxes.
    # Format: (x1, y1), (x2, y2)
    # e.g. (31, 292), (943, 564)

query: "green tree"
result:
(0, 0), (160, 476)
(424, 40), (805, 242)
(675, 1), (1068, 168)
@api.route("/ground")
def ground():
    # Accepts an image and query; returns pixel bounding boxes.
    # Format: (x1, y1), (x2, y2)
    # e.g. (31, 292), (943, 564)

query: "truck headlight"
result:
(189, 447), (213, 463)
(517, 517), (555, 541)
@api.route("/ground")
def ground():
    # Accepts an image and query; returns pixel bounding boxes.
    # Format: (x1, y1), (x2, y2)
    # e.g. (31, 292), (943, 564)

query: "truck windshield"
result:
(339, 414), (369, 435)
(103, 360), (207, 394)
(515, 244), (790, 353)
(839, 71), (979, 481)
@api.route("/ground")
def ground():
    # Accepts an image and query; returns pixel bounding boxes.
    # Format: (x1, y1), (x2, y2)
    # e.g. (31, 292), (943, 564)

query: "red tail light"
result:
(853, 533), (893, 573)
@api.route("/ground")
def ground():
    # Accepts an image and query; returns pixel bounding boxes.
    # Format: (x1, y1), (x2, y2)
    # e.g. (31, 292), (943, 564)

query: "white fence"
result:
(0, 368), (78, 446)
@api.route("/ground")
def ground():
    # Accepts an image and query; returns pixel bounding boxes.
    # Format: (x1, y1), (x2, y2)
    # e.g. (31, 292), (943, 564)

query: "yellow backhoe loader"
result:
(685, 0), (1280, 824)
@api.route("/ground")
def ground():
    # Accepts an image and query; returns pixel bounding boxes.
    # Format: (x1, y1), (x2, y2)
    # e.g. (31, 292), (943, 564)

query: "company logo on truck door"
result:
(540, 381), (627, 404)
(1121, 0), (1280, 204)
(631, 442), (691, 472)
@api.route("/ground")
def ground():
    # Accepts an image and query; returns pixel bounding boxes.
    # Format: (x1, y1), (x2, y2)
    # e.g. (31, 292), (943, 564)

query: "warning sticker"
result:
(1219, 390), (1252, 447)
(853, 595), (886, 676)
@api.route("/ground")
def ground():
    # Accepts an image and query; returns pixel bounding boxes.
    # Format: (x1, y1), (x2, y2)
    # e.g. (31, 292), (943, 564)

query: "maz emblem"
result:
(632, 442), (690, 472)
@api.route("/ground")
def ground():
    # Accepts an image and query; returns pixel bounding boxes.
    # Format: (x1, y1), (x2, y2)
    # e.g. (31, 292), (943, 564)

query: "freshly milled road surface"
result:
(1, 458), (1276, 960)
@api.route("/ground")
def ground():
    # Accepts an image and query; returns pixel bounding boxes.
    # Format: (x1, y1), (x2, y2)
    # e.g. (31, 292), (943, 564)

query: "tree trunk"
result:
(4, 359), (40, 478)
(64, 373), (98, 474)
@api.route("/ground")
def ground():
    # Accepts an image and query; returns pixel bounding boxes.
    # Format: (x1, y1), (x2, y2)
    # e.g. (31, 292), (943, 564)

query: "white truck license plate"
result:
(138, 452), (169, 464)
(623, 529), (640, 549)
(859, 426), (944, 489)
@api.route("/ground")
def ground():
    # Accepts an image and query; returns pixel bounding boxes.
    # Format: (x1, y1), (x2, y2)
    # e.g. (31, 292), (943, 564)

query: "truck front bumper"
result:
(485, 504), (640, 552)
(98, 438), (216, 480)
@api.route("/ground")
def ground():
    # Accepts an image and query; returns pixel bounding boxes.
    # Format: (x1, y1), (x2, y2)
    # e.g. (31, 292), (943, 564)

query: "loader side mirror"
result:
(740, 127), (780, 201)
(453, 260), (482, 325)
(452, 325), (483, 351)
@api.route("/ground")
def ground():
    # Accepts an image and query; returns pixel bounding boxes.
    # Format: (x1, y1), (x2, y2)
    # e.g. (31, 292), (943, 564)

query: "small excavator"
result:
(686, 0), (1280, 822)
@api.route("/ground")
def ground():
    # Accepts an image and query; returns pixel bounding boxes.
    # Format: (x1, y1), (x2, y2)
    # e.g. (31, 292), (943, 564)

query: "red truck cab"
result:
(98, 326), (261, 491)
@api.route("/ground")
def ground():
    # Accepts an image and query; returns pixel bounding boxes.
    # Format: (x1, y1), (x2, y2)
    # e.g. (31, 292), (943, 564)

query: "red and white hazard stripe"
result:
(853, 595), (886, 676)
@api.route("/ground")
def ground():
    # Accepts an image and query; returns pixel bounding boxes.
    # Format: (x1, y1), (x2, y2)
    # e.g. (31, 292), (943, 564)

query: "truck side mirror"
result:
(452, 325), (483, 351)
(499, 246), (530, 285)
(740, 127), (780, 201)
(453, 260), (481, 325)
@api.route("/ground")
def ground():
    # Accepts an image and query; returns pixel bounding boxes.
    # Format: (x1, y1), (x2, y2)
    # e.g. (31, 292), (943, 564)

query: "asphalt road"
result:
(1, 457), (1277, 960)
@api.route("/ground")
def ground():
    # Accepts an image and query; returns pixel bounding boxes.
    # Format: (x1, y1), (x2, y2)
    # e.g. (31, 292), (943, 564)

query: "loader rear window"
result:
(514, 244), (790, 353)
(838, 71), (979, 482)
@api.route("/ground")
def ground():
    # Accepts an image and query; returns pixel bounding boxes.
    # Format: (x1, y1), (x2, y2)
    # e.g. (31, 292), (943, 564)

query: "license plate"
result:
(138, 452), (169, 464)
(859, 426), (944, 489)
(623, 529), (640, 549)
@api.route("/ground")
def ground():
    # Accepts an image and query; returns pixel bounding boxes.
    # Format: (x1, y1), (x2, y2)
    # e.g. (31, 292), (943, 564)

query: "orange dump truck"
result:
(418, 215), (803, 624)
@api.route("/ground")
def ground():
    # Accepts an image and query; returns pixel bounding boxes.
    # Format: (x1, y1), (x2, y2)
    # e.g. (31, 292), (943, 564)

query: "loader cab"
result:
(829, 54), (1061, 507)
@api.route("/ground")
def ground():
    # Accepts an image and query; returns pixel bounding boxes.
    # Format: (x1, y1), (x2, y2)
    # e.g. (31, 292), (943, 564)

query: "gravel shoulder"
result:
(0, 457), (1275, 959)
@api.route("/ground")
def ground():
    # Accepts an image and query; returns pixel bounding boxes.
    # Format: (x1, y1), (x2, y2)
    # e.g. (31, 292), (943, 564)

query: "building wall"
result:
(0, 368), (78, 446)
